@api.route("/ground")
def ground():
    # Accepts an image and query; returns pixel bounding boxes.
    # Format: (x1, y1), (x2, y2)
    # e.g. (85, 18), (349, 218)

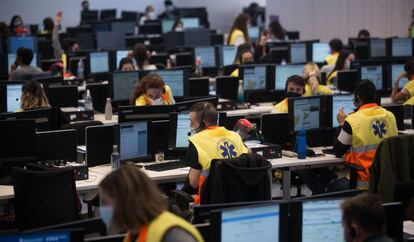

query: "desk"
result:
(94, 113), (118, 125)
(225, 103), (274, 117)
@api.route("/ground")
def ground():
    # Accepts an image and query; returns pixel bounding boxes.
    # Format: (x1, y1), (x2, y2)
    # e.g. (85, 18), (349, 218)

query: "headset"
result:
(198, 102), (208, 130)
(284, 75), (306, 94)
(353, 79), (374, 106)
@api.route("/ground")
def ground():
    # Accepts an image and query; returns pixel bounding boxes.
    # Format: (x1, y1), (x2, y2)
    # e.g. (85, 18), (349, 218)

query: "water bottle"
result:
(111, 145), (120, 169)
(84, 89), (94, 111)
(195, 56), (203, 76)
(77, 59), (84, 79)
(296, 129), (307, 159)
(104, 98), (113, 120)
(134, 24), (139, 35)
(237, 80), (245, 103)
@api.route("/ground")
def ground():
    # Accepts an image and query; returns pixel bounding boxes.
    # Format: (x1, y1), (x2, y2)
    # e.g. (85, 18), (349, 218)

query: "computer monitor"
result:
(162, 19), (175, 33)
(174, 96), (218, 113)
(122, 11), (138, 22)
(110, 21), (135, 34)
(221, 46), (237, 67)
(0, 230), (83, 242)
(240, 65), (267, 91)
(182, 17), (200, 28)
(115, 50), (131, 69)
(370, 39), (386, 58)
(0, 119), (36, 160)
(332, 95), (355, 127)
(194, 46), (217, 68)
(290, 43), (307, 63)
(216, 76), (239, 101)
(45, 85), (78, 108)
(269, 44), (289, 64)
(248, 26), (260, 41)
(359, 65), (384, 90)
(312, 43), (330, 63)
(336, 70), (358, 93)
(119, 121), (148, 161)
(86, 124), (118, 167)
(0, 107), (55, 131)
(211, 203), (281, 242)
(36, 129), (78, 161)
(260, 113), (290, 147)
(275, 64), (304, 90)
(382, 104), (405, 131)
(151, 69), (186, 97)
(88, 51), (109, 74)
(390, 64), (409, 89)
(100, 9), (116, 21)
(188, 77), (210, 97)
(391, 38), (413, 57)
(8, 53), (38, 74)
(81, 10), (99, 24)
(96, 32), (125, 50)
(0, 82), (22, 112)
(301, 199), (343, 242)
(288, 96), (330, 132)
(118, 105), (175, 123)
(7, 36), (37, 53)
(111, 71), (139, 102)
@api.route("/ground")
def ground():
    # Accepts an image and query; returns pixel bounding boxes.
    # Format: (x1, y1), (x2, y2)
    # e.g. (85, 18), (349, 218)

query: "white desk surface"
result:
(225, 103), (274, 117)
(94, 113), (118, 125)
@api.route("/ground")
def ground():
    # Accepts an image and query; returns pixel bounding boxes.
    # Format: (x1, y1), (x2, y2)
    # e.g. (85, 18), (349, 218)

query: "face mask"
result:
(175, 27), (183, 32)
(151, 97), (164, 105)
(286, 92), (302, 98)
(14, 19), (22, 27)
(344, 60), (351, 70)
(100, 206), (113, 228)
(148, 12), (157, 20)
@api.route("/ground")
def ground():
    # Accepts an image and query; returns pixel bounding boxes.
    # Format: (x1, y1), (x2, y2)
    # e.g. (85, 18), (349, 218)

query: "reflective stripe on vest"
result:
(344, 104), (398, 182)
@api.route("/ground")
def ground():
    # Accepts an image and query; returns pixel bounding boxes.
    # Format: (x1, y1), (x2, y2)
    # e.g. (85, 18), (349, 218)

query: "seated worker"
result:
(228, 13), (251, 47)
(273, 75), (305, 113)
(118, 57), (135, 71)
(391, 58), (414, 104)
(231, 44), (255, 77)
(130, 73), (175, 106)
(99, 165), (204, 242)
(9, 47), (43, 81)
(133, 43), (156, 71)
(333, 80), (398, 190)
(326, 49), (355, 86)
(357, 29), (370, 38)
(325, 38), (343, 66)
(17, 80), (50, 112)
(172, 19), (184, 32)
(302, 62), (334, 96)
(183, 102), (249, 204)
(341, 193), (394, 242)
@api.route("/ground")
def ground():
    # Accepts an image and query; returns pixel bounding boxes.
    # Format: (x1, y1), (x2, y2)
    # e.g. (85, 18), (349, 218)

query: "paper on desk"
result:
(77, 145), (86, 152)
(404, 220), (414, 235)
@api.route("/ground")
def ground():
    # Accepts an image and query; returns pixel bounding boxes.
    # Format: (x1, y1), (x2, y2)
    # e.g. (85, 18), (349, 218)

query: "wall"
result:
(0, 0), (265, 34)
(266, 0), (414, 42)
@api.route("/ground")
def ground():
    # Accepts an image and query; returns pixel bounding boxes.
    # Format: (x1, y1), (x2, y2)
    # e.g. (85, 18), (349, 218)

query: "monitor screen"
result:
(112, 71), (139, 101)
(391, 64), (409, 89)
(116, 50), (130, 69)
(290, 43), (307, 63)
(248, 27), (260, 40)
(119, 121), (148, 161)
(242, 65), (267, 90)
(8, 53), (37, 74)
(182, 18), (200, 28)
(0, 231), (71, 242)
(175, 113), (192, 148)
(302, 199), (343, 242)
(312, 43), (330, 63)
(6, 84), (22, 112)
(162, 19), (175, 33)
(275, 64), (303, 90)
(332, 95), (355, 127)
(370, 39), (386, 58)
(8, 36), (36, 53)
(360, 65), (383, 90)
(153, 70), (185, 96)
(222, 46), (237, 66)
(221, 204), (280, 242)
(292, 96), (321, 132)
(392, 38), (412, 57)
(90, 52), (109, 73)
(195, 46), (216, 68)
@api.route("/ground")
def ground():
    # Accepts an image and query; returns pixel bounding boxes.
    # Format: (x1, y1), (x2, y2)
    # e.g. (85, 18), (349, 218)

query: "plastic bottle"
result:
(296, 129), (307, 159)
(84, 89), (94, 111)
(134, 24), (139, 36)
(237, 80), (245, 103)
(110, 145), (120, 169)
(104, 98), (113, 120)
(77, 59), (84, 79)
(195, 56), (203, 76)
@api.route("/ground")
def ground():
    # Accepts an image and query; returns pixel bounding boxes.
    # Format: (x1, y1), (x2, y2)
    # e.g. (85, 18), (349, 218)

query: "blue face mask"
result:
(100, 206), (113, 228)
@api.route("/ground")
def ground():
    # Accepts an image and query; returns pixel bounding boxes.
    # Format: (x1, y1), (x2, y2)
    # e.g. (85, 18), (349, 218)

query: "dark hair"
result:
(234, 43), (253, 64)
(354, 79), (376, 104)
(269, 20), (286, 40)
(172, 19), (183, 31)
(358, 29), (370, 38)
(328, 49), (353, 79)
(165, 0), (173, 6)
(190, 102), (218, 128)
(341, 193), (385, 234)
(63, 38), (79, 52)
(0, 22), (10, 37)
(329, 38), (344, 52)
(43, 17), (54, 33)
(118, 57), (134, 71)
(228, 13), (250, 45)
(404, 57), (414, 77)
(130, 73), (165, 104)
(17, 47), (34, 65)
(285, 75), (305, 92)
(133, 43), (150, 70)
(9, 15), (23, 33)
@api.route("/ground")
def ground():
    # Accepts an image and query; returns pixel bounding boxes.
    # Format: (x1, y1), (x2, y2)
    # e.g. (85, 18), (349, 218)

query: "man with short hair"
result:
(341, 193), (394, 242)
(9, 47), (43, 81)
(273, 75), (305, 113)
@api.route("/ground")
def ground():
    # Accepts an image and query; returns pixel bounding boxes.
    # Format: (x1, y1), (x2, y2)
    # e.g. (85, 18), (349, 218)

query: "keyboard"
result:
(144, 160), (188, 171)
(322, 148), (335, 155)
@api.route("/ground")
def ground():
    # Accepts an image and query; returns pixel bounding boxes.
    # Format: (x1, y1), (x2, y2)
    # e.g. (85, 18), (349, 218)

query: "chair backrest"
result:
(394, 180), (414, 218)
(13, 167), (79, 230)
(201, 153), (272, 204)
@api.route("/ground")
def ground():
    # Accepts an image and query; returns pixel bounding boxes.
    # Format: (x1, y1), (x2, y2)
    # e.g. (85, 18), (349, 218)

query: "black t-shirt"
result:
(183, 141), (201, 170)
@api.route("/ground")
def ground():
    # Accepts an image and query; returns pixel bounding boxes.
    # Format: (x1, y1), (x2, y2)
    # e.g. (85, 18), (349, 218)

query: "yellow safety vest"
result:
(326, 70), (337, 86)
(135, 85), (174, 106)
(402, 80), (414, 99)
(404, 96), (414, 105)
(344, 103), (398, 188)
(274, 98), (288, 113)
(228, 29), (245, 46)
(123, 211), (204, 242)
(325, 52), (339, 66)
(304, 84), (333, 96)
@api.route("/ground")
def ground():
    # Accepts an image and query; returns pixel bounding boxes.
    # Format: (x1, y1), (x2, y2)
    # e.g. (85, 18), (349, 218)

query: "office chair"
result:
(61, 120), (103, 145)
(13, 167), (79, 230)
(394, 180), (414, 219)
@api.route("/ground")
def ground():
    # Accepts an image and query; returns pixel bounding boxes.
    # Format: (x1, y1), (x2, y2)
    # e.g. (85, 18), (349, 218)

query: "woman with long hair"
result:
(19, 80), (50, 111)
(130, 73), (175, 106)
(132, 44), (156, 71)
(326, 50), (355, 85)
(302, 62), (333, 96)
(228, 13), (250, 47)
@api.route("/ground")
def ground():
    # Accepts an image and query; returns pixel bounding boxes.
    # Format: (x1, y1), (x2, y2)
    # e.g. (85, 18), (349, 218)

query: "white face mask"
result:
(151, 97), (164, 105)
(344, 60), (351, 70)
(100, 206), (113, 228)
(175, 27), (183, 32)
(148, 12), (157, 20)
